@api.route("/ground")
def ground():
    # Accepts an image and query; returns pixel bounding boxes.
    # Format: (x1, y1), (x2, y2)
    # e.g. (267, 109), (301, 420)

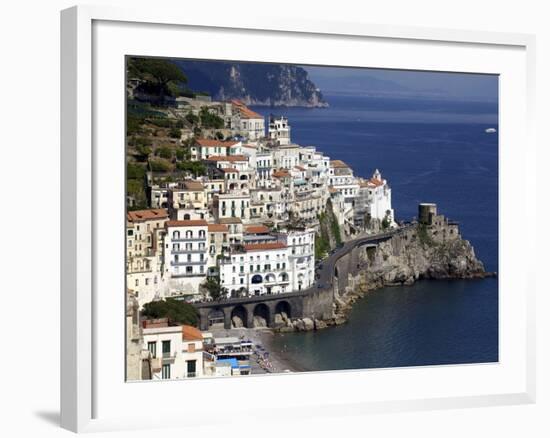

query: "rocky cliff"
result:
(284, 219), (494, 332)
(173, 60), (328, 107)
(330, 221), (493, 324)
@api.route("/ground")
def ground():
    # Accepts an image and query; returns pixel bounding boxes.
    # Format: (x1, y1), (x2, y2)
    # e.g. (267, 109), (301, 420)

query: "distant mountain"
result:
(173, 60), (328, 107)
(306, 66), (410, 96)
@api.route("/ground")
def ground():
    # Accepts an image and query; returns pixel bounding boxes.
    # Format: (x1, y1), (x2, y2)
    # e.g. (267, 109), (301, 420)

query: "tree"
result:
(141, 298), (199, 327)
(201, 277), (223, 301)
(129, 58), (187, 102)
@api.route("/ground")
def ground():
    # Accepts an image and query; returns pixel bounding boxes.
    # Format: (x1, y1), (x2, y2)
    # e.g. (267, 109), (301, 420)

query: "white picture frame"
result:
(60, 4), (536, 433)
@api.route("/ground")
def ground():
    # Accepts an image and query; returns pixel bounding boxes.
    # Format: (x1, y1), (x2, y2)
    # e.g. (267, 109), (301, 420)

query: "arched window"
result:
(173, 231), (180, 239)
(186, 230), (193, 238)
(199, 230), (205, 238)
(183, 213), (191, 220)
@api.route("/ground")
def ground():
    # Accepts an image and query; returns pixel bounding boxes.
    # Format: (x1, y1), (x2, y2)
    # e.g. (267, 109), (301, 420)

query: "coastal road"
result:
(313, 225), (414, 291)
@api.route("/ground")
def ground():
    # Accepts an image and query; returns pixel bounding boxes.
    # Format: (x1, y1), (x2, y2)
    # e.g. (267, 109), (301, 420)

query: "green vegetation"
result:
(315, 202), (342, 260)
(315, 227), (331, 260)
(176, 148), (191, 161)
(169, 127), (182, 139)
(417, 223), (435, 247)
(176, 160), (206, 176)
(141, 298), (199, 327)
(128, 58), (187, 102)
(381, 216), (391, 230)
(126, 162), (148, 210)
(201, 277), (223, 301)
(199, 107), (224, 129)
(149, 158), (172, 172)
(156, 146), (173, 160)
(185, 113), (199, 125)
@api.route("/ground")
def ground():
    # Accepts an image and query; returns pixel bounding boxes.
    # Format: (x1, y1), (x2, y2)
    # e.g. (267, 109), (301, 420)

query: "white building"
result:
(364, 169), (395, 224)
(213, 192), (251, 222)
(268, 115), (291, 145)
(142, 320), (205, 380)
(232, 100), (265, 140)
(126, 209), (169, 306)
(164, 220), (209, 296)
(219, 242), (291, 297)
(190, 139), (242, 161)
(329, 160), (360, 211)
(280, 229), (315, 291)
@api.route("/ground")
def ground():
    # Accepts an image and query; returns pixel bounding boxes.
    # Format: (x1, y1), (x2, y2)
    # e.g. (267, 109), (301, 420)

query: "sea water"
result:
(252, 94), (499, 370)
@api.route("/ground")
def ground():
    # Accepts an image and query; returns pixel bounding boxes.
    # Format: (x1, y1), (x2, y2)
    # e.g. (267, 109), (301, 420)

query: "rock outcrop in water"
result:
(330, 213), (493, 325)
(280, 206), (494, 333)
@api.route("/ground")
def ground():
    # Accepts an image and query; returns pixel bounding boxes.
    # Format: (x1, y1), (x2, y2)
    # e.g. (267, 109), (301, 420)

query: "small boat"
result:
(485, 128), (497, 133)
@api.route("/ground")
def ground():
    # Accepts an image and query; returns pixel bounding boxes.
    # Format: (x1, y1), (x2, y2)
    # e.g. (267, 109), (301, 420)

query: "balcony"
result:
(171, 272), (206, 278)
(171, 260), (207, 266)
(162, 351), (177, 362)
(171, 237), (207, 243)
(171, 249), (207, 254)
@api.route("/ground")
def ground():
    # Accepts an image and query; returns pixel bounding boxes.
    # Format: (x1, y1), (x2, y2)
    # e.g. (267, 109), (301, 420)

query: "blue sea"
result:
(251, 94), (499, 370)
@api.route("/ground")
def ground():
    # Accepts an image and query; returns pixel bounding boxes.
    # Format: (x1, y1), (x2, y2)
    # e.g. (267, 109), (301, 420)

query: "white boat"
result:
(485, 128), (497, 133)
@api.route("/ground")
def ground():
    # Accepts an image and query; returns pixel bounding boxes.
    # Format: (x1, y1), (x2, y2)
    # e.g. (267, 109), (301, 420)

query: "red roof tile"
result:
(244, 242), (287, 252)
(127, 208), (169, 222)
(206, 155), (248, 162)
(245, 225), (270, 234)
(182, 325), (203, 341)
(195, 139), (239, 148)
(208, 224), (229, 232)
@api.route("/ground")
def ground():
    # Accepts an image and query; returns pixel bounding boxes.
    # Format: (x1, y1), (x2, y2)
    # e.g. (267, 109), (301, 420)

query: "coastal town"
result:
(125, 58), (491, 381)
(126, 69), (397, 380)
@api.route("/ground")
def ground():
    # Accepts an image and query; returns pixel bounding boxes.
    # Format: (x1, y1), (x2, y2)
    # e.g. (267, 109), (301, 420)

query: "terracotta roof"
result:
(127, 208), (168, 222)
(244, 242), (287, 252)
(221, 167), (238, 173)
(242, 144), (257, 149)
(328, 186), (337, 194)
(182, 181), (204, 191)
(208, 224), (229, 232)
(294, 165), (306, 171)
(245, 225), (270, 234)
(367, 178), (384, 187)
(330, 159), (349, 169)
(231, 99), (264, 120)
(195, 138), (239, 148)
(182, 325), (203, 341)
(166, 219), (208, 227)
(219, 217), (243, 224)
(206, 155), (248, 162)
(272, 169), (290, 178)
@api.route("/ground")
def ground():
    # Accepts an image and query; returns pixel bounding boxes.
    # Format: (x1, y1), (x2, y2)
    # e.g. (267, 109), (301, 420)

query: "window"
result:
(162, 364), (171, 379)
(147, 341), (157, 358)
(162, 340), (171, 357)
(135, 279), (139, 287)
(186, 360), (197, 378)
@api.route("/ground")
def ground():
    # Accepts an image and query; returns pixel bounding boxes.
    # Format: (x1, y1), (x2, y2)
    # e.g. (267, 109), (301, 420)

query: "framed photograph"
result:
(61, 5), (536, 433)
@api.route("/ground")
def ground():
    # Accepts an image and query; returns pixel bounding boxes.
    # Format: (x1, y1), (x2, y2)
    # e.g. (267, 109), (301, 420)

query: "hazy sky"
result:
(305, 66), (498, 101)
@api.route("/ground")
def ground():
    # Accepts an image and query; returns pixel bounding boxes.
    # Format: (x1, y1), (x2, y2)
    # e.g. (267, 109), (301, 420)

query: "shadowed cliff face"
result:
(327, 222), (491, 327)
(173, 60), (328, 107)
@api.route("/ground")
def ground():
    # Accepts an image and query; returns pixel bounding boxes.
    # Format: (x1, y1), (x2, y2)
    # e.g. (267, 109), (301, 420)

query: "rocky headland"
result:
(277, 212), (496, 333)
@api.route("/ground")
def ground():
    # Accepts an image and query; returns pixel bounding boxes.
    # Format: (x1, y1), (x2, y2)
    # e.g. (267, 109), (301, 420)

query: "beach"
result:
(208, 326), (310, 375)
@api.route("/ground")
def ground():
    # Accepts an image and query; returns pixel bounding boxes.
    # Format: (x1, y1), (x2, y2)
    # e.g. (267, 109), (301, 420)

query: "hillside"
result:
(173, 60), (328, 107)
